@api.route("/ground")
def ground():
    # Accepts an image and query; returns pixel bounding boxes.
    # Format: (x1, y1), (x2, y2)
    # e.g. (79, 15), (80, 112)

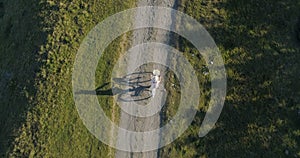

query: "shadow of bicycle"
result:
(76, 72), (153, 102)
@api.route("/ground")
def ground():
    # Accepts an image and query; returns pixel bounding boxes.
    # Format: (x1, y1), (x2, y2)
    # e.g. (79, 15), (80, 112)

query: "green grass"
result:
(160, 0), (300, 157)
(1, 0), (299, 157)
(0, 0), (47, 156)
(0, 0), (136, 157)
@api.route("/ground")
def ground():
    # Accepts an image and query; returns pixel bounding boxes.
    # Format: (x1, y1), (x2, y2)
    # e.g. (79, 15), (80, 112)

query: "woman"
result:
(150, 70), (161, 97)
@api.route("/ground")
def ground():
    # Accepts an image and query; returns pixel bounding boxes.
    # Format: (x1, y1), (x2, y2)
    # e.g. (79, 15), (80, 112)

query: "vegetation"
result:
(0, 0), (135, 157)
(160, 0), (300, 157)
(0, 0), (46, 156)
(0, 0), (299, 157)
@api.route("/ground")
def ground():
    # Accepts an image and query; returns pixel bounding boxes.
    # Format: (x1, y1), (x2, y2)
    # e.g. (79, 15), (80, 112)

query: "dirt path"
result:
(115, 0), (178, 158)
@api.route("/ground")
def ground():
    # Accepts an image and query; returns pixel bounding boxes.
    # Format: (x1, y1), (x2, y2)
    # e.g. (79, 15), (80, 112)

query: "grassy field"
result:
(0, 0), (299, 157)
(160, 0), (300, 157)
(0, 0), (135, 157)
(0, 0), (46, 156)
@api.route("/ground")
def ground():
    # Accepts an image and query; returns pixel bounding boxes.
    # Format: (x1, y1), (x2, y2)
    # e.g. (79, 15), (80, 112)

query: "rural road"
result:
(115, 0), (178, 158)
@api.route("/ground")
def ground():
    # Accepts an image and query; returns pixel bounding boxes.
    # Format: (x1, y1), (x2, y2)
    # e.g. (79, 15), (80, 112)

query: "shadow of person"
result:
(117, 85), (152, 102)
(113, 76), (151, 86)
(76, 83), (151, 100)
(130, 85), (151, 96)
(76, 83), (129, 96)
(76, 71), (154, 102)
(112, 77), (143, 86)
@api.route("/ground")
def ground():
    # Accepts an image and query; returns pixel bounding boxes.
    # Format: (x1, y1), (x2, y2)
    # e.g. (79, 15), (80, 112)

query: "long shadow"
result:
(113, 77), (151, 85)
(117, 85), (152, 102)
(0, 0), (48, 156)
(161, 0), (300, 157)
(77, 72), (152, 102)
(123, 71), (152, 77)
